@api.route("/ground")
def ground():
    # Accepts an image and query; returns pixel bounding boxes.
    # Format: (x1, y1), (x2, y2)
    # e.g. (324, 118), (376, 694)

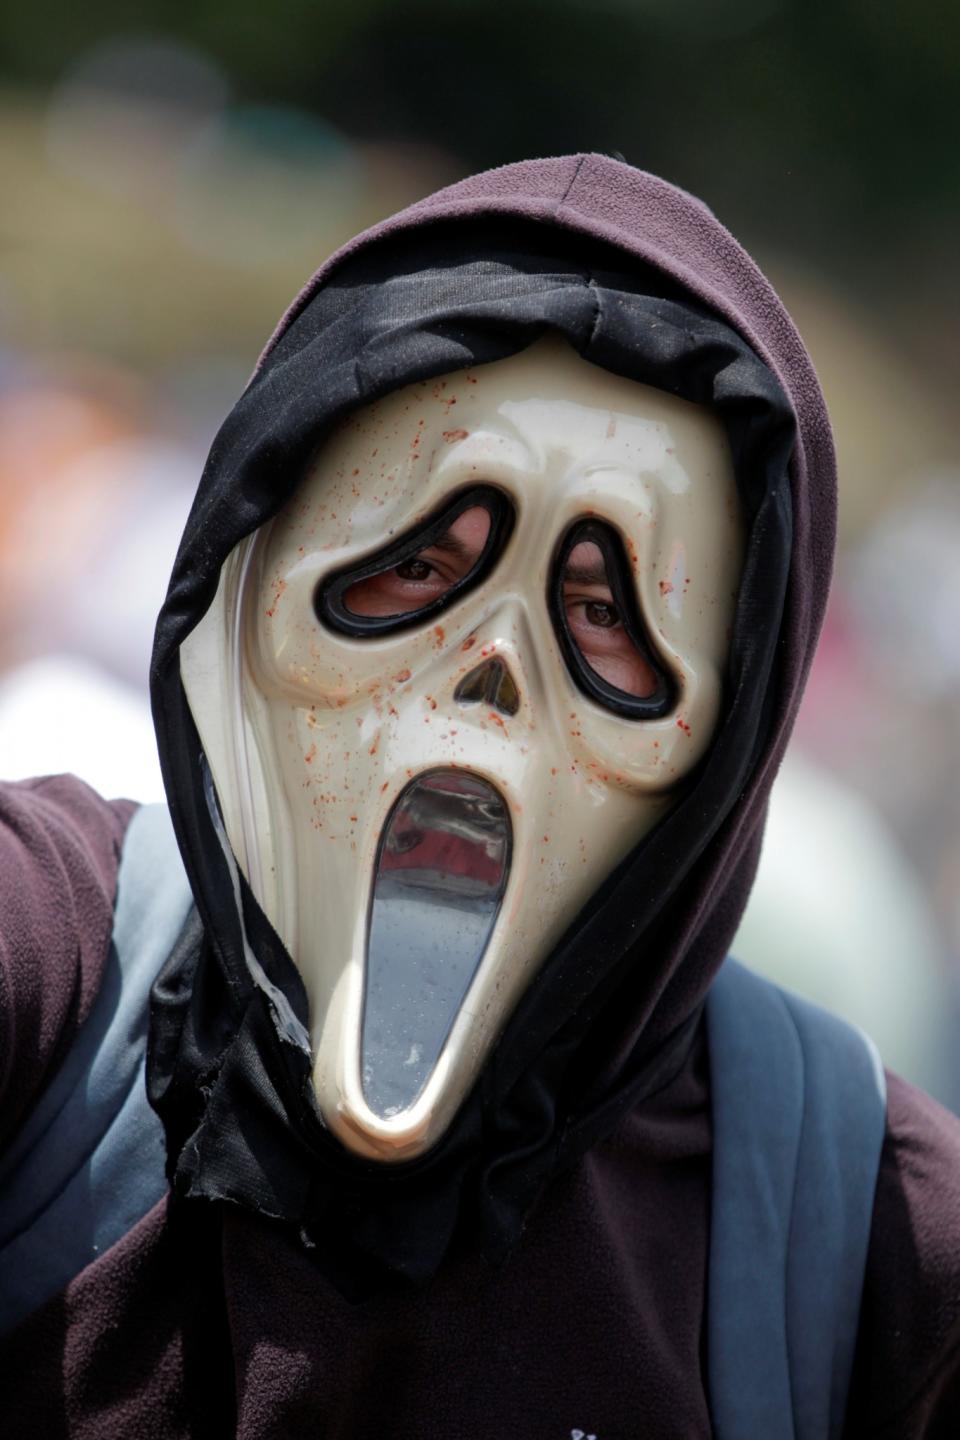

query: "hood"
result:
(148, 154), (833, 1291)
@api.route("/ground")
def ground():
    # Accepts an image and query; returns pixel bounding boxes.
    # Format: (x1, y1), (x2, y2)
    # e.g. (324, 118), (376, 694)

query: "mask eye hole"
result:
(343, 506), (491, 618)
(551, 520), (675, 718)
(316, 486), (514, 637)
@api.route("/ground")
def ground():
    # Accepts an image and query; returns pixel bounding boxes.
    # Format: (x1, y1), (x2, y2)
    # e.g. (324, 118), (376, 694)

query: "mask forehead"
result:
(273, 339), (725, 557)
(181, 336), (743, 1161)
(260, 340), (737, 705)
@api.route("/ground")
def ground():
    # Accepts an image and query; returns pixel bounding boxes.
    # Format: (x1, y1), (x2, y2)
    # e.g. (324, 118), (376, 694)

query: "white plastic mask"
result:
(180, 337), (743, 1162)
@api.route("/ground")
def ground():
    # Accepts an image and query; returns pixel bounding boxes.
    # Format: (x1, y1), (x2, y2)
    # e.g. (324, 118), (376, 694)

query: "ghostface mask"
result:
(180, 336), (743, 1162)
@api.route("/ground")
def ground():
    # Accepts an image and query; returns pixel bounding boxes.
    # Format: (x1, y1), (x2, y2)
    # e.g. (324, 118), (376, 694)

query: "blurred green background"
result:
(2, 2), (958, 535)
(1, 2), (959, 1098)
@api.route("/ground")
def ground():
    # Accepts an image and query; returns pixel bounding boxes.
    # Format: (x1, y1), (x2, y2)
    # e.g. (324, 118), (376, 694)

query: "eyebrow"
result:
(422, 531), (610, 586)
(423, 531), (481, 563)
(562, 558), (609, 587)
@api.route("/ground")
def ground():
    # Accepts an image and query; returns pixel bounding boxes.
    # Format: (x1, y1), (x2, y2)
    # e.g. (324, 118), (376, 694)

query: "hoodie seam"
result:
(556, 153), (588, 212)
(585, 277), (603, 350)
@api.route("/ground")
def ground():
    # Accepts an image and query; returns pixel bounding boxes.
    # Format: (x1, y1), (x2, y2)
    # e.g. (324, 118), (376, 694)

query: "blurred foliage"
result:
(2, 0), (958, 268)
(2, 0), (958, 539)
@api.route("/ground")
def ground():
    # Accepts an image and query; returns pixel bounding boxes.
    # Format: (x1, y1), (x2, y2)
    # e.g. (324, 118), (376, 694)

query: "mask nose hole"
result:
(454, 658), (520, 717)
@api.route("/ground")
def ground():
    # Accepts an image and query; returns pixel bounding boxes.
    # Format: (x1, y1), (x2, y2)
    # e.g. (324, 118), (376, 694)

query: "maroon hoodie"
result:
(2, 156), (960, 1438)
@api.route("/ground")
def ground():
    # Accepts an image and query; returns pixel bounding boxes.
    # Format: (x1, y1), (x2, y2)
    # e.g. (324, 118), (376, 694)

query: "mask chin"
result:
(180, 336), (744, 1163)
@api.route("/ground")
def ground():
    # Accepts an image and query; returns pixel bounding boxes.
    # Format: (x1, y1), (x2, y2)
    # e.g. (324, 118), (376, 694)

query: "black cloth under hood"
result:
(148, 218), (796, 1290)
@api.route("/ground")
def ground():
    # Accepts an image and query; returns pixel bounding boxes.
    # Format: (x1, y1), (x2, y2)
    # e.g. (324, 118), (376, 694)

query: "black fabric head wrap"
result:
(148, 219), (795, 1294)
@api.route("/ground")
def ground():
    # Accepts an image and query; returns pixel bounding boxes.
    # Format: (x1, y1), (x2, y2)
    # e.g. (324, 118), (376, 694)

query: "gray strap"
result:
(0, 803), (192, 1334)
(705, 958), (887, 1440)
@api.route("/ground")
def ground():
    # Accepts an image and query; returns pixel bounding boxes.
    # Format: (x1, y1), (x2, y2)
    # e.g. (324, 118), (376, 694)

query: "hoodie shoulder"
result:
(0, 775), (136, 1148)
(847, 1072), (960, 1436)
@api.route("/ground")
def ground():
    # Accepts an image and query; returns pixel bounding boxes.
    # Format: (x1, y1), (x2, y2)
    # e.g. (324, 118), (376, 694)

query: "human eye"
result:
(552, 523), (674, 714)
(316, 486), (514, 635)
(394, 556), (438, 583)
(569, 597), (622, 631)
(348, 550), (451, 615)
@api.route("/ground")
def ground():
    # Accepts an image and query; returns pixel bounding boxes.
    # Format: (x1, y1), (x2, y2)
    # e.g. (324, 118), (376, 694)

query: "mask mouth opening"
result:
(361, 769), (511, 1119)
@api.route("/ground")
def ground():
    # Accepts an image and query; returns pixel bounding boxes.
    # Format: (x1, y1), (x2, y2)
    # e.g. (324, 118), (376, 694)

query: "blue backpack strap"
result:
(0, 803), (192, 1335)
(705, 957), (887, 1440)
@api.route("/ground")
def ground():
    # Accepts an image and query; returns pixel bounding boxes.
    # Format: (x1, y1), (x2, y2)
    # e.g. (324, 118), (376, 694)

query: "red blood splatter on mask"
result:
(659, 580), (674, 595)
(264, 576), (287, 619)
(443, 428), (469, 443)
(462, 636), (477, 651)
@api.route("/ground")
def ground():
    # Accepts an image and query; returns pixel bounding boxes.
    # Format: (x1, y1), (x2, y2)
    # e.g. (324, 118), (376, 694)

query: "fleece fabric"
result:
(1, 782), (959, 1437)
(2, 155), (960, 1436)
(0, 776), (135, 1151)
